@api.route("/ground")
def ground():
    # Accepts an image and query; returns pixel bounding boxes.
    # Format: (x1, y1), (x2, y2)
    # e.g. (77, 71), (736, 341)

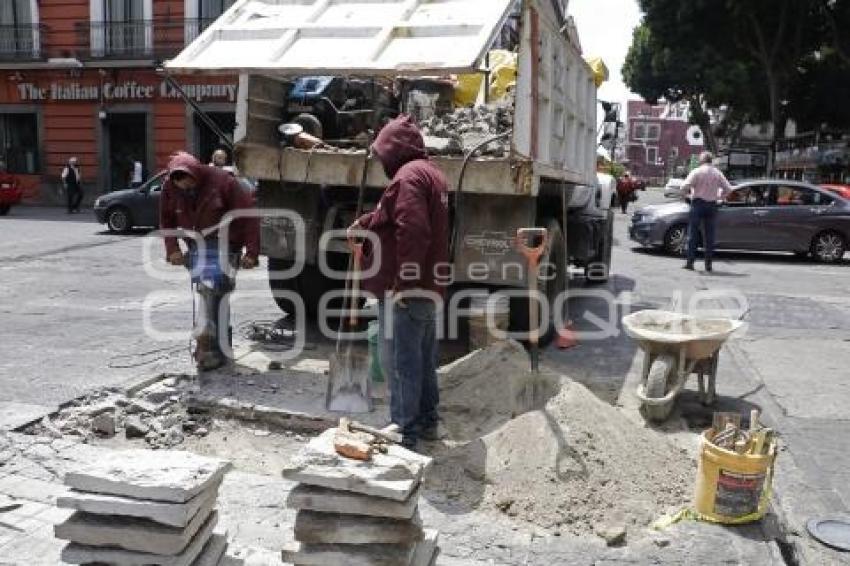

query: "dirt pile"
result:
(429, 341), (694, 539)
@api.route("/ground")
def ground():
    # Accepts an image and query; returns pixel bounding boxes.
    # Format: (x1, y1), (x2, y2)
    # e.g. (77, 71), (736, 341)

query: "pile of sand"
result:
(428, 341), (693, 538)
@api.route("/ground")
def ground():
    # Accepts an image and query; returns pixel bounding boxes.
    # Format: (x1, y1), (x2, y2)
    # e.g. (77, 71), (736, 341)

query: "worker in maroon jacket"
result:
(160, 151), (260, 371)
(350, 115), (449, 450)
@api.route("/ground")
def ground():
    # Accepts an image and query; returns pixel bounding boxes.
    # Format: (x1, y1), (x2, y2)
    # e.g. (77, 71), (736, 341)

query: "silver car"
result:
(629, 180), (850, 263)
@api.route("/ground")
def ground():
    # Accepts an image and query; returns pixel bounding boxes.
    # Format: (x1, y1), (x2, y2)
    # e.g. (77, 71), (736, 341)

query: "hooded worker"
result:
(350, 115), (449, 450)
(160, 151), (260, 371)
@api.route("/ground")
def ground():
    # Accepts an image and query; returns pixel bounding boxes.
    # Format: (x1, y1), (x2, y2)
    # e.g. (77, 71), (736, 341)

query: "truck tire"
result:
(509, 219), (565, 347)
(268, 257), (346, 319)
(585, 209), (614, 285)
(0, 205), (10, 216)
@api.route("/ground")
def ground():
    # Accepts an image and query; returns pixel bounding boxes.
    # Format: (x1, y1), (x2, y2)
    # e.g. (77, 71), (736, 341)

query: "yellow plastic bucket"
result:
(693, 430), (776, 524)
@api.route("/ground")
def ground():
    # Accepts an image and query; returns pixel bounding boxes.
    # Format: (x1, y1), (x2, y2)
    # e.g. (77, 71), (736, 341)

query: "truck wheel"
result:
(268, 257), (346, 319)
(293, 113), (324, 139)
(585, 209), (614, 285)
(642, 354), (677, 422)
(509, 219), (564, 347)
(0, 205), (10, 216)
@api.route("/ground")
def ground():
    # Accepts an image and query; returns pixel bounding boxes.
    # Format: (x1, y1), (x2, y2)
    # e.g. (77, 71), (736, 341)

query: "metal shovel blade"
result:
(326, 344), (373, 414)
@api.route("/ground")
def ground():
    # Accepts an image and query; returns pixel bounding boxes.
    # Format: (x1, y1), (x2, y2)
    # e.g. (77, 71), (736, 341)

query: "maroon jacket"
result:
(160, 152), (260, 258)
(357, 115), (449, 297)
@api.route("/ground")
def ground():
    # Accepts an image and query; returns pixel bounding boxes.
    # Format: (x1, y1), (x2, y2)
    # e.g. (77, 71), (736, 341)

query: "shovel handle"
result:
(516, 228), (548, 268)
(347, 235), (365, 327)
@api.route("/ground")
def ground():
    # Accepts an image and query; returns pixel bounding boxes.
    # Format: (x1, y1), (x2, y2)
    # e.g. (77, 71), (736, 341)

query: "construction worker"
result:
(349, 115), (449, 451)
(160, 151), (260, 371)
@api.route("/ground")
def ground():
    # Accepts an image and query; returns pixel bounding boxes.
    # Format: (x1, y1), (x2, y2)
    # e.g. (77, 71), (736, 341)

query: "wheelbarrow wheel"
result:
(642, 354), (677, 422)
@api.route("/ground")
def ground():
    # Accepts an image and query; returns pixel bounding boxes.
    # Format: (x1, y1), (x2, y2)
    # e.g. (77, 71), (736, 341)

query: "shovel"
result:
(326, 236), (373, 413)
(515, 227), (549, 411)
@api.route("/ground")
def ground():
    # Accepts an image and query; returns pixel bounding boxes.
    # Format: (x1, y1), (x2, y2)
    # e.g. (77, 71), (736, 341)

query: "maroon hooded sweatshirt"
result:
(357, 115), (449, 298)
(160, 152), (260, 258)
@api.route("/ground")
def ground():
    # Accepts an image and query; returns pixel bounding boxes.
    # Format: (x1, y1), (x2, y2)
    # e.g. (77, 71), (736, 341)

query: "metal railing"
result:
(76, 19), (217, 60)
(0, 24), (44, 60)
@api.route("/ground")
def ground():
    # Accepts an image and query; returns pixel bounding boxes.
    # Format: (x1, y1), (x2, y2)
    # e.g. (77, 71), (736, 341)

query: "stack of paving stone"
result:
(281, 428), (439, 565)
(54, 449), (239, 566)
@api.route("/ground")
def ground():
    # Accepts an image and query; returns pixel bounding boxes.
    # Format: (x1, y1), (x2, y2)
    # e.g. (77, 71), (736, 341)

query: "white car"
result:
(663, 178), (685, 199)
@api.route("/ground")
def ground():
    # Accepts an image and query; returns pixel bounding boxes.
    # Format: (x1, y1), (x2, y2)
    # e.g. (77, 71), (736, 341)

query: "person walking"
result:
(160, 151), (260, 371)
(349, 115), (449, 451)
(210, 148), (228, 167)
(61, 157), (83, 213)
(616, 172), (636, 214)
(680, 151), (734, 272)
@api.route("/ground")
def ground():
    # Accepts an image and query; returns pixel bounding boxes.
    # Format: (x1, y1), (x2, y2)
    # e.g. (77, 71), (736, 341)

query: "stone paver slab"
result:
(286, 483), (419, 520)
(64, 449), (230, 503)
(57, 479), (219, 528)
(294, 509), (423, 544)
(281, 540), (415, 566)
(282, 430), (430, 502)
(55, 504), (216, 555)
(60, 510), (217, 566)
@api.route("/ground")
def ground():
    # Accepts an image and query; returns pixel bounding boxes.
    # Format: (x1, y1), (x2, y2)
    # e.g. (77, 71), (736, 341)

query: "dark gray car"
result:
(93, 171), (256, 233)
(630, 180), (850, 263)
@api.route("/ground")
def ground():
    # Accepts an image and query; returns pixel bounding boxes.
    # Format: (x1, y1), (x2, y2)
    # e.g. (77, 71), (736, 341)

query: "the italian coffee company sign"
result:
(16, 80), (238, 103)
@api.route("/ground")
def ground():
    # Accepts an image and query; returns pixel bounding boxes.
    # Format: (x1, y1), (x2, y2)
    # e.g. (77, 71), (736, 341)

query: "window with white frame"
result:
(633, 123), (646, 141)
(647, 124), (660, 141)
(646, 147), (659, 164)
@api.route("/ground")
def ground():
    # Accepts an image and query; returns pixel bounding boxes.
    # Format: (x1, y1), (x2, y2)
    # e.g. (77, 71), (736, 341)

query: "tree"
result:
(625, 0), (825, 171)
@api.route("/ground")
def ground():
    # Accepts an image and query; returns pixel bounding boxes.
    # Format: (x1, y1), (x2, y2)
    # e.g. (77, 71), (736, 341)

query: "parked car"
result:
(94, 170), (256, 232)
(822, 184), (850, 201)
(663, 178), (685, 199)
(0, 173), (23, 215)
(630, 180), (850, 263)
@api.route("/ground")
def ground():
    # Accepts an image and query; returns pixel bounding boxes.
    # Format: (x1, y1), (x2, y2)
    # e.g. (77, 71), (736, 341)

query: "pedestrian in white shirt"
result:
(130, 159), (144, 188)
(680, 152), (734, 272)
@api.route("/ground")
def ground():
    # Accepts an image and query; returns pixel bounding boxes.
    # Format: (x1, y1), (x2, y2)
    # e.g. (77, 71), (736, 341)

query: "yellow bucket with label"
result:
(693, 430), (776, 524)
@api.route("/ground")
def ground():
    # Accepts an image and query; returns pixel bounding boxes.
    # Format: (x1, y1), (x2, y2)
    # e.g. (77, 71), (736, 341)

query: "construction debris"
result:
(419, 99), (514, 157)
(31, 376), (212, 449)
(282, 429), (440, 565)
(55, 449), (238, 565)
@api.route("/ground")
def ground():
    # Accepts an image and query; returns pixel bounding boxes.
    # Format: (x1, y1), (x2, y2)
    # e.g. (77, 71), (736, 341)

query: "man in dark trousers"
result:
(160, 151), (260, 371)
(61, 157), (83, 213)
(350, 115), (449, 450)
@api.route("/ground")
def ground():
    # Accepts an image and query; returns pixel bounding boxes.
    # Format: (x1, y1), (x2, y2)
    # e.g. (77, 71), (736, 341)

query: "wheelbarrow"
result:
(622, 310), (744, 422)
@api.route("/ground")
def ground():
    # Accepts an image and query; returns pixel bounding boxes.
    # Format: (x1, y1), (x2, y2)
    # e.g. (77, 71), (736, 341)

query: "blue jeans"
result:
(687, 199), (718, 263)
(377, 298), (440, 445)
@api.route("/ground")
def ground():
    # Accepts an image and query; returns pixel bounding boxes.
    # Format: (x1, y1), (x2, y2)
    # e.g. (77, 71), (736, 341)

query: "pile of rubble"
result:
(35, 376), (211, 449)
(419, 99), (514, 157)
(55, 449), (237, 565)
(281, 428), (439, 565)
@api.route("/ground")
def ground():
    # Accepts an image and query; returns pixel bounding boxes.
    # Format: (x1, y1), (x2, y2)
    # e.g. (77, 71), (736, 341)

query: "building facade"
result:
(0, 0), (238, 204)
(625, 100), (705, 184)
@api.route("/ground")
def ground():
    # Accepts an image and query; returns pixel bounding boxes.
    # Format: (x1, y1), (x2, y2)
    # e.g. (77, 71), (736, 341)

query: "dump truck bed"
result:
(167, 0), (597, 193)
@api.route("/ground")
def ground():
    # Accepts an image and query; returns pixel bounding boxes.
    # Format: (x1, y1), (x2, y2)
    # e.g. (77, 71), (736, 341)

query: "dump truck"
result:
(167, 0), (613, 335)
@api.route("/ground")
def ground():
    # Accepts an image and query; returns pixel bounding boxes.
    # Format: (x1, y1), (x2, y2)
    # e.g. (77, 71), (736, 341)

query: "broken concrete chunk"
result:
(281, 541), (415, 566)
(124, 416), (149, 439)
(55, 504), (216, 555)
(60, 510), (217, 566)
(64, 449), (230, 503)
(91, 413), (116, 438)
(282, 429), (431, 502)
(125, 399), (161, 415)
(294, 510), (423, 545)
(57, 480), (219, 528)
(286, 483), (419, 520)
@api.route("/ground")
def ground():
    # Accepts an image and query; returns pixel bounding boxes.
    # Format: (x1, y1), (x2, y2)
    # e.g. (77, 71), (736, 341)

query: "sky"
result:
(570, 0), (643, 112)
